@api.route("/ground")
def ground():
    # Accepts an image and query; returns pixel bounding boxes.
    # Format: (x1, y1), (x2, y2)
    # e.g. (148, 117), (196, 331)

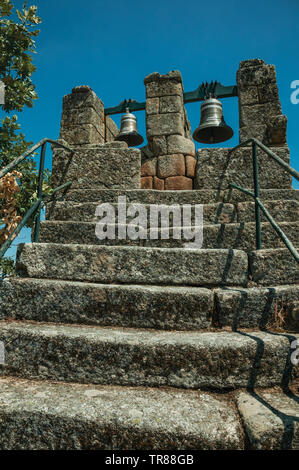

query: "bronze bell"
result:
(115, 107), (144, 147)
(193, 97), (233, 144)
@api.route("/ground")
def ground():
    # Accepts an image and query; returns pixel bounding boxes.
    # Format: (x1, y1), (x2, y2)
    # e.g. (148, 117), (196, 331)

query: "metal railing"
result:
(0, 138), (74, 260)
(229, 138), (299, 263)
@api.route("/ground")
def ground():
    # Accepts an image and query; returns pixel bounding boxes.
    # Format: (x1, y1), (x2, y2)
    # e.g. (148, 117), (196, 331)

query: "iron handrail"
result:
(0, 138), (73, 179)
(0, 138), (74, 261)
(0, 181), (72, 260)
(229, 138), (299, 262)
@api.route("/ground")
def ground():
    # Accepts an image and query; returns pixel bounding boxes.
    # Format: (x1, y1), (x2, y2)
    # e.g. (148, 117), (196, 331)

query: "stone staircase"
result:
(0, 58), (298, 450)
(0, 186), (298, 450)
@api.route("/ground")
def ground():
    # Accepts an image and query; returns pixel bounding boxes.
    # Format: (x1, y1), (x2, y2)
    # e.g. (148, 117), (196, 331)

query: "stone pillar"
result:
(60, 85), (105, 146)
(194, 59), (292, 191)
(105, 115), (119, 143)
(54, 86), (141, 192)
(52, 142), (141, 190)
(59, 85), (119, 147)
(237, 59), (287, 146)
(141, 71), (196, 190)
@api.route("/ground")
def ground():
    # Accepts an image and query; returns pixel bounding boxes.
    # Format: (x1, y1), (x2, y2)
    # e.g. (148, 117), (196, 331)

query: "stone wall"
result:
(56, 85), (140, 192)
(141, 71), (196, 190)
(59, 85), (119, 146)
(52, 142), (141, 190)
(58, 60), (292, 192)
(237, 59), (287, 146)
(195, 146), (291, 190)
(105, 115), (119, 143)
(195, 59), (291, 190)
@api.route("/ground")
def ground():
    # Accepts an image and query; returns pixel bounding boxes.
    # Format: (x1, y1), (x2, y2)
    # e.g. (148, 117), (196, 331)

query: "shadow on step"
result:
(237, 329), (298, 450)
(215, 287), (298, 331)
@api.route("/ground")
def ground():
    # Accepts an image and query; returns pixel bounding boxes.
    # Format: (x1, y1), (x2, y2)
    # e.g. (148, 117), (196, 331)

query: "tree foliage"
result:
(0, 169), (22, 245)
(0, 1), (49, 274)
(0, 0), (41, 112)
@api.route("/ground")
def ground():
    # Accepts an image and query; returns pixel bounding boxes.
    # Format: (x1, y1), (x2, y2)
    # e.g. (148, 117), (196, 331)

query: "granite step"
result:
(1, 278), (298, 331)
(214, 284), (299, 330)
(237, 199), (298, 223)
(0, 376), (243, 450)
(0, 321), (297, 390)
(58, 188), (299, 204)
(0, 278), (213, 330)
(47, 201), (237, 225)
(16, 244), (248, 286)
(38, 220), (299, 252)
(249, 249), (299, 286)
(236, 389), (299, 450)
(46, 199), (299, 224)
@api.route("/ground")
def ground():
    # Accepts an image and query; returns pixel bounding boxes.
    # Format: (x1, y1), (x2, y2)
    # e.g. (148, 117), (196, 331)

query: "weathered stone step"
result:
(0, 278), (213, 330)
(249, 249), (299, 286)
(237, 199), (298, 223)
(0, 376), (243, 450)
(39, 220), (299, 252)
(16, 244), (248, 286)
(59, 188), (299, 204)
(48, 201), (237, 225)
(1, 279), (297, 331)
(214, 284), (299, 330)
(236, 390), (299, 450)
(0, 278), (299, 331)
(0, 321), (297, 390)
(47, 199), (299, 224)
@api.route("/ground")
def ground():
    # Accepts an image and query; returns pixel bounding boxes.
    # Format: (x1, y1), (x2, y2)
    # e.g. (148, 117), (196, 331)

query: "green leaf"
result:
(16, 9), (24, 21)
(0, 1), (43, 232)
(0, 0), (13, 17)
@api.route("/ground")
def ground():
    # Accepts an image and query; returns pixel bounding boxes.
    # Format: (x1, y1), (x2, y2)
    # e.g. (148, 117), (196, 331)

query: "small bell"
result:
(115, 107), (144, 147)
(193, 97), (233, 144)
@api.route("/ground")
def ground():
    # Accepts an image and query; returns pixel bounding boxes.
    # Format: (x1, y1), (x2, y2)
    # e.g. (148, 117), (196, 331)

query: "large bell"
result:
(193, 97), (233, 144)
(115, 108), (144, 147)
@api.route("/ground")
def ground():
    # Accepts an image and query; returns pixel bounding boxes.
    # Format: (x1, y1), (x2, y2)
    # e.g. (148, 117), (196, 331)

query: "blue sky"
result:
(4, 0), (299, 257)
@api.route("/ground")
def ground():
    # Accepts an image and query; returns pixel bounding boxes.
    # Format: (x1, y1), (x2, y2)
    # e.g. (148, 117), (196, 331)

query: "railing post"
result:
(33, 142), (47, 243)
(252, 141), (262, 250)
